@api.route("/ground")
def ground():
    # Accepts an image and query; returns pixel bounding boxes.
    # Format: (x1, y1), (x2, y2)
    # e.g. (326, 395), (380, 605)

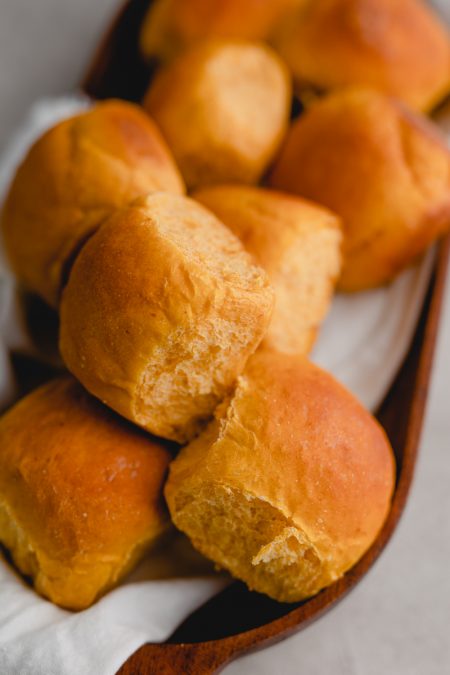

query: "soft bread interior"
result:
(267, 220), (341, 354)
(136, 318), (260, 441)
(193, 185), (342, 355)
(170, 482), (332, 602)
(132, 197), (273, 441)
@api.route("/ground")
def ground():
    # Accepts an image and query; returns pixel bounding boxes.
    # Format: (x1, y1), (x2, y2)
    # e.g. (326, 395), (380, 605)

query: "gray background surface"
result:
(0, 1), (449, 673)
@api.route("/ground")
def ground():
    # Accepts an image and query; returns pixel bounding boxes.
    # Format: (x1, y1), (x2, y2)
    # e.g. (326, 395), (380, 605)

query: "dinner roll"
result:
(0, 378), (171, 611)
(1, 99), (184, 307)
(143, 40), (291, 190)
(270, 88), (450, 290)
(59, 193), (274, 443)
(140, 0), (301, 62)
(194, 185), (342, 354)
(274, 0), (450, 112)
(165, 350), (395, 602)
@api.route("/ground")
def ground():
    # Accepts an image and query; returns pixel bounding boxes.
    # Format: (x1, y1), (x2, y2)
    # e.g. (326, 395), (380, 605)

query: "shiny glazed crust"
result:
(0, 378), (171, 610)
(1, 99), (185, 307)
(270, 88), (450, 290)
(165, 350), (396, 602)
(274, 0), (450, 112)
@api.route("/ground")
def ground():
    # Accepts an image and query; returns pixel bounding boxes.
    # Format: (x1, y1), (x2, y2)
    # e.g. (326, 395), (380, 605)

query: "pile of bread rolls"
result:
(0, 0), (449, 612)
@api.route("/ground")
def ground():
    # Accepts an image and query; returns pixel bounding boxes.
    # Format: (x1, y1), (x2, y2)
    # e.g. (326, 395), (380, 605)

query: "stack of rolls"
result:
(0, 0), (449, 611)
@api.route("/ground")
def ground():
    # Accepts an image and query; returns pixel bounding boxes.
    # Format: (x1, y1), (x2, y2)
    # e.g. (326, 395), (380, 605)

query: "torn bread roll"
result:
(59, 192), (274, 443)
(165, 350), (395, 602)
(1, 99), (184, 307)
(274, 0), (450, 112)
(143, 40), (291, 190)
(194, 185), (342, 354)
(270, 88), (450, 290)
(139, 0), (302, 63)
(0, 378), (171, 611)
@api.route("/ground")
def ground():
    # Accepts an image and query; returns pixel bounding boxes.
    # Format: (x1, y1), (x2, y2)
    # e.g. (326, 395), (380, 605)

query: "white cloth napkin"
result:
(0, 96), (444, 675)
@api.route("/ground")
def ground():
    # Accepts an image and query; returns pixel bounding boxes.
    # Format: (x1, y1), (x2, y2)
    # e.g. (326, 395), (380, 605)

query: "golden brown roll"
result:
(139, 0), (301, 62)
(143, 40), (291, 190)
(1, 99), (185, 308)
(194, 185), (342, 354)
(274, 0), (450, 112)
(59, 192), (274, 443)
(270, 88), (450, 291)
(165, 350), (395, 603)
(0, 378), (171, 611)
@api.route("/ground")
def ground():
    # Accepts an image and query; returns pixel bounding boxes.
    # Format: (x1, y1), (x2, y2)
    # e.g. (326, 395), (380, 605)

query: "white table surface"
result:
(0, 1), (449, 673)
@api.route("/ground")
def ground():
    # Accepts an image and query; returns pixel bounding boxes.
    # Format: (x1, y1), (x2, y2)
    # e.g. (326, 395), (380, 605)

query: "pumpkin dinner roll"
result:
(1, 99), (184, 308)
(143, 40), (291, 190)
(165, 350), (395, 603)
(59, 193), (274, 443)
(273, 0), (450, 112)
(0, 378), (171, 611)
(194, 185), (342, 354)
(270, 88), (450, 291)
(139, 0), (302, 63)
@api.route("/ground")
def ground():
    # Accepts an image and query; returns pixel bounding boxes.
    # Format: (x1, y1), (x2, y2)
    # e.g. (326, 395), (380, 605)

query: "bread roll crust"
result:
(274, 0), (450, 112)
(143, 40), (291, 190)
(60, 192), (274, 443)
(194, 185), (342, 354)
(270, 88), (450, 290)
(140, 0), (301, 62)
(0, 378), (171, 610)
(165, 350), (395, 602)
(1, 100), (184, 307)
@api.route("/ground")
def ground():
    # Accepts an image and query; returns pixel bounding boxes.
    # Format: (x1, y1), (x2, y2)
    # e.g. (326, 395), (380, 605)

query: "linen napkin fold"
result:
(0, 96), (441, 675)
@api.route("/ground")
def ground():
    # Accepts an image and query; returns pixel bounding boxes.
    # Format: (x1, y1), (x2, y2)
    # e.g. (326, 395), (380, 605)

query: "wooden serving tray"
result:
(80, 1), (450, 672)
